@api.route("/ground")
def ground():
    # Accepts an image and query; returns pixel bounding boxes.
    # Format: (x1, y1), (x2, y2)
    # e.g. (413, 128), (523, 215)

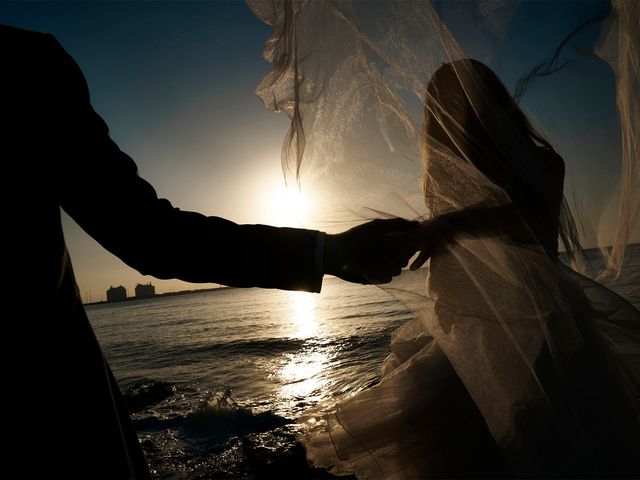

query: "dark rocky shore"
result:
(125, 382), (354, 480)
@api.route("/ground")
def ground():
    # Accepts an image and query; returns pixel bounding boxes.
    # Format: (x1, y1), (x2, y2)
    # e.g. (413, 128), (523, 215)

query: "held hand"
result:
(409, 220), (453, 271)
(323, 218), (420, 284)
(409, 222), (437, 271)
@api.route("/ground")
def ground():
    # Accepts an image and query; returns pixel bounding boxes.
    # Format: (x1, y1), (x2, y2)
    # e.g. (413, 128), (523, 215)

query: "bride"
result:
(247, 1), (640, 477)
(299, 57), (640, 479)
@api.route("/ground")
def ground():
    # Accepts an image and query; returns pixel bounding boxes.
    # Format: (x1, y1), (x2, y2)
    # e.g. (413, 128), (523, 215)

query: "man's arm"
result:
(43, 35), (418, 291)
(44, 34), (323, 291)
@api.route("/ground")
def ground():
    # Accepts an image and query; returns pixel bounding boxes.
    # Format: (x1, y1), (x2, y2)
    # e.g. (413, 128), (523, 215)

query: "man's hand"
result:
(323, 218), (420, 284)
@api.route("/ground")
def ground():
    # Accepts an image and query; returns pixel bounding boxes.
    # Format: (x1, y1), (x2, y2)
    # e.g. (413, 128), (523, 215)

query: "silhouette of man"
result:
(1, 25), (417, 478)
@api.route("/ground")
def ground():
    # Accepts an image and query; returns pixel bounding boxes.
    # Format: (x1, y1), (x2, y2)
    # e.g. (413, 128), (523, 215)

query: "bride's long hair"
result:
(422, 59), (553, 200)
(422, 59), (582, 261)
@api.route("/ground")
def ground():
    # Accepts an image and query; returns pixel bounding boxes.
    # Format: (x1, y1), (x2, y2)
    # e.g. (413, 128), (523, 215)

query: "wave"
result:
(174, 333), (395, 358)
(108, 338), (309, 368)
(133, 387), (290, 445)
(183, 388), (289, 440)
(123, 380), (177, 413)
(211, 337), (307, 355)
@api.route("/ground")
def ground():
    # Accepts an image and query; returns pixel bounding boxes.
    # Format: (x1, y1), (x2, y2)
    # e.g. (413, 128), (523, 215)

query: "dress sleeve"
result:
(43, 34), (323, 292)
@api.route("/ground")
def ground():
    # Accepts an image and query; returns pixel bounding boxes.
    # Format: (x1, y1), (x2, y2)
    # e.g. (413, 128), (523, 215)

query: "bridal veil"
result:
(247, 1), (640, 477)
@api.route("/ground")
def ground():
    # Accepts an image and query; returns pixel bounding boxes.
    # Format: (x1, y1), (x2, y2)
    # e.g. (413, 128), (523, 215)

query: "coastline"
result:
(84, 286), (235, 306)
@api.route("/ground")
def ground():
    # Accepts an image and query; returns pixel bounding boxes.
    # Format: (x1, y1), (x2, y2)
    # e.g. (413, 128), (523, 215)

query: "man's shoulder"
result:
(0, 24), (60, 62)
(0, 24), (66, 83)
(0, 24), (50, 42)
(0, 25), (72, 109)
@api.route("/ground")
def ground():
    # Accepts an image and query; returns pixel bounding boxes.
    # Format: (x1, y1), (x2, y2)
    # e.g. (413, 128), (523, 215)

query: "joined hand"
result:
(323, 218), (421, 284)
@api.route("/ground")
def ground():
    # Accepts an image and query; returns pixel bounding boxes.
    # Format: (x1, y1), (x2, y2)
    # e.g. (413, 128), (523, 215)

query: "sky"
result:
(1, 1), (635, 302)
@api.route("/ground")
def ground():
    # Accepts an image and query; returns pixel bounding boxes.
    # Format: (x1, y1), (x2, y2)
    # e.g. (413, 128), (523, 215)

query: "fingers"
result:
(384, 231), (421, 257)
(366, 228), (422, 281)
(364, 273), (393, 285)
(365, 218), (421, 235)
(365, 259), (405, 284)
(410, 250), (430, 270)
(336, 218), (432, 285)
(383, 218), (421, 232)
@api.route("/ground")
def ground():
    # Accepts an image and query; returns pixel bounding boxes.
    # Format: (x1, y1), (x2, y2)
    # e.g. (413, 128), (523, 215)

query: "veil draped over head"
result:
(247, 1), (640, 478)
(247, 0), (638, 269)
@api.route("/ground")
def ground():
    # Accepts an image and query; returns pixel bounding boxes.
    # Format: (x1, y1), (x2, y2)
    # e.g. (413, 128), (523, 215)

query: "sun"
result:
(270, 184), (309, 227)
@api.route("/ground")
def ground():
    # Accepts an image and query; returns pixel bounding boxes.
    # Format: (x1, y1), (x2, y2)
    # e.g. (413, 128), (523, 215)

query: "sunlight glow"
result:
(279, 350), (330, 400)
(270, 184), (309, 227)
(289, 291), (317, 339)
(276, 291), (329, 403)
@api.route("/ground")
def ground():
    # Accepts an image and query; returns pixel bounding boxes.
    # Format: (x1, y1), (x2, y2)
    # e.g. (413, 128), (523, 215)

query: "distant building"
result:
(135, 282), (156, 298)
(106, 285), (127, 302)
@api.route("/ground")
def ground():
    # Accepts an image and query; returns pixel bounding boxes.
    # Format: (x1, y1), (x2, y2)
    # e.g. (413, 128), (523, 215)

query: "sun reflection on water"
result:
(279, 350), (330, 401)
(277, 292), (331, 407)
(289, 291), (318, 339)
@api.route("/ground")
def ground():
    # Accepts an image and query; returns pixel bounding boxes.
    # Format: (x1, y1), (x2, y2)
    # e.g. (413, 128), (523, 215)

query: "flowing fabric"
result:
(247, 1), (640, 477)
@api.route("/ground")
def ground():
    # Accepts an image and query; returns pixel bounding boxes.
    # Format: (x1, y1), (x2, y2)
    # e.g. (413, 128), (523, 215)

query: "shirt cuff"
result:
(313, 231), (326, 292)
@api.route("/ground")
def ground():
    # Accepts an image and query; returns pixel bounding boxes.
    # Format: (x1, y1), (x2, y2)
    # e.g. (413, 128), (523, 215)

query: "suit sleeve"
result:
(43, 35), (323, 292)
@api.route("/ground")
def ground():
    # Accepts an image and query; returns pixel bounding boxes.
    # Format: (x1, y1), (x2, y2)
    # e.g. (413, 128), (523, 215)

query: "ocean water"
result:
(86, 245), (640, 479)
(88, 275), (414, 478)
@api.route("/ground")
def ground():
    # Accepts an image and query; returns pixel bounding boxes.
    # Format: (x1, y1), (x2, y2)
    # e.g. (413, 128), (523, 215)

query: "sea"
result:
(86, 245), (640, 479)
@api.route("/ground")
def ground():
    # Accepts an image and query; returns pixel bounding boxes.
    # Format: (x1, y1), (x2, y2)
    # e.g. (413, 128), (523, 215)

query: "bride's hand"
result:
(410, 222), (439, 271)
(323, 218), (420, 284)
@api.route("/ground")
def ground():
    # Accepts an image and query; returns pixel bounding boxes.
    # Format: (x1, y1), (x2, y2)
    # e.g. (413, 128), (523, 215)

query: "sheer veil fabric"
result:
(247, 1), (640, 478)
